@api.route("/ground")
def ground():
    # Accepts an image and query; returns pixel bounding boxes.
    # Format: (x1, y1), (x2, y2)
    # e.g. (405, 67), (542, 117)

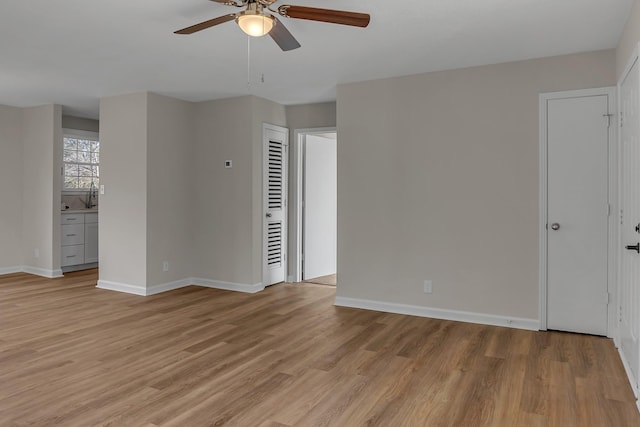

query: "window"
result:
(63, 132), (99, 190)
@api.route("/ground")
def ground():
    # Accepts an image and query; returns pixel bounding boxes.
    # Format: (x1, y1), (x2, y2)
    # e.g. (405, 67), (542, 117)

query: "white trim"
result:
(292, 126), (337, 283)
(97, 280), (147, 296)
(192, 278), (264, 294)
(146, 278), (192, 296)
(0, 266), (23, 275)
(618, 345), (640, 400)
(538, 87), (618, 338)
(334, 296), (539, 331)
(62, 128), (99, 139)
(22, 266), (63, 278)
(97, 277), (265, 296)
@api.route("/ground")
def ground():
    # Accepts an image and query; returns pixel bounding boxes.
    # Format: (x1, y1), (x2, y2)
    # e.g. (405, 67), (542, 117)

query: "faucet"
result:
(85, 182), (97, 209)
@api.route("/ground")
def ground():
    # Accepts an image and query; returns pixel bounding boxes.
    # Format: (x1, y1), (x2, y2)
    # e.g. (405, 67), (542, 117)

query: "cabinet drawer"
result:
(61, 224), (85, 246)
(61, 244), (85, 266)
(85, 213), (98, 224)
(61, 214), (85, 225)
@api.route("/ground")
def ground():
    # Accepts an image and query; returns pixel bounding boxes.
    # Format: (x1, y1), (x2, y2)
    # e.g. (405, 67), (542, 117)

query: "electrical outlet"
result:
(99, 185), (105, 195)
(34, 248), (39, 259)
(423, 280), (433, 294)
(224, 160), (232, 168)
(162, 261), (169, 272)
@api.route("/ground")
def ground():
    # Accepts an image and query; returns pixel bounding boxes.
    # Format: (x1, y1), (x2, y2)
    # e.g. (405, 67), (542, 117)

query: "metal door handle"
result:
(550, 223), (560, 231)
(266, 213), (272, 218)
(625, 243), (640, 253)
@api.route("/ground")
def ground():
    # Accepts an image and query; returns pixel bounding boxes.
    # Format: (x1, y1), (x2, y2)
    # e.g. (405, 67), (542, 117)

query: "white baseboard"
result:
(97, 280), (147, 296)
(146, 278), (192, 296)
(334, 296), (539, 331)
(617, 345), (639, 401)
(22, 266), (63, 278)
(192, 277), (264, 294)
(97, 277), (264, 296)
(0, 266), (23, 275)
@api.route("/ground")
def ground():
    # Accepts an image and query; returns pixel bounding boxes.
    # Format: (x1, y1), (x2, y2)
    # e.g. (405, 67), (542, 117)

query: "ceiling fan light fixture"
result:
(236, 11), (275, 37)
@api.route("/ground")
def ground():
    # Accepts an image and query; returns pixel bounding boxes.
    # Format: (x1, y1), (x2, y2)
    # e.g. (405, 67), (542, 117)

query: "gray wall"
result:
(0, 106), (24, 270)
(617, 0), (640, 77)
(99, 93), (148, 287)
(192, 96), (255, 284)
(62, 115), (99, 133)
(146, 93), (195, 286)
(336, 50), (616, 320)
(21, 105), (62, 274)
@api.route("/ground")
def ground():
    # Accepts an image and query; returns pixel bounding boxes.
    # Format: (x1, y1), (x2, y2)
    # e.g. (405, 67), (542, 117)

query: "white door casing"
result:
(619, 53), (640, 394)
(291, 127), (337, 283)
(303, 134), (337, 280)
(540, 88), (617, 336)
(263, 123), (289, 286)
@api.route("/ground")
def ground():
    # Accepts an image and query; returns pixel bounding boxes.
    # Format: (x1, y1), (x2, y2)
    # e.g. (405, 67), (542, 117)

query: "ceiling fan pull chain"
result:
(247, 35), (251, 91)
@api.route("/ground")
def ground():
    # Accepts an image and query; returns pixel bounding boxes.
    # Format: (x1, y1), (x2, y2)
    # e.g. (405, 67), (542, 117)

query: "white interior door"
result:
(263, 124), (288, 286)
(303, 134), (337, 280)
(620, 57), (640, 392)
(546, 93), (611, 336)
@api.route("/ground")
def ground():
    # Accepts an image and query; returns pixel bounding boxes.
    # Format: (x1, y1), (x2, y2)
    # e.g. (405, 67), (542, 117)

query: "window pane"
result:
(63, 150), (77, 162)
(78, 139), (91, 152)
(64, 176), (78, 189)
(77, 150), (90, 163)
(64, 138), (77, 150)
(65, 164), (79, 176)
(79, 164), (93, 177)
(78, 177), (94, 189)
(90, 152), (99, 163)
(91, 141), (100, 152)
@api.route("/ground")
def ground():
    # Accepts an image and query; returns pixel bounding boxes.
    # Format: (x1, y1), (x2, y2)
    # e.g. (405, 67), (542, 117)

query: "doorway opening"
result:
(291, 128), (337, 286)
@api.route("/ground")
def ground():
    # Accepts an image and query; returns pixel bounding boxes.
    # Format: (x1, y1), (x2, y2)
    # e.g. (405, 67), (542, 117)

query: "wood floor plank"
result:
(0, 269), (638, 426)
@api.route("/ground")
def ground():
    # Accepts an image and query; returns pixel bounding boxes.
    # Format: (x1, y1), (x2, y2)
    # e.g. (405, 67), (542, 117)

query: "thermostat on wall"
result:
(225, 160), (232, 168)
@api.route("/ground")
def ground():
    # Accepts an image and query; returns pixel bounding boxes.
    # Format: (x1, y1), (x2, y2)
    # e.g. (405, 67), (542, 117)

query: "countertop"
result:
(61, 209), (99, 214)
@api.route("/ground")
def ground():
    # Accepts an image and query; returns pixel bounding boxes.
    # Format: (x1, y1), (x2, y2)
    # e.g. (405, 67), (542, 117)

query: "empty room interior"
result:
(2, 0), (640, 425)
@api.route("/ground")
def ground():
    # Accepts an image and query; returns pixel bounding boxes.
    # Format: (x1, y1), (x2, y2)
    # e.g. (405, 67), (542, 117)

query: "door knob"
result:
(625, 243), (640, 253)
(266, 213), (272, 218)
(550, 223), (560, 231)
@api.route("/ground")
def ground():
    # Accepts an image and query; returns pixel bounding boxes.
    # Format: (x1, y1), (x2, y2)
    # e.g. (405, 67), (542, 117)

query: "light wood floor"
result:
(1, 270), (638, 426)
(303, 274), (336, 286)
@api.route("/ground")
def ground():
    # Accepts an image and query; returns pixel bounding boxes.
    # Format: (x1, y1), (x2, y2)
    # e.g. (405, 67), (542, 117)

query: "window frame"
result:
(62, 129), (100, 192)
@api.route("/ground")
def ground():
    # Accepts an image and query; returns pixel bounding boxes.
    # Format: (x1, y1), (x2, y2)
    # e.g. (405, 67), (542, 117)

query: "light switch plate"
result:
(225, 160), (232, 168)
(99, 185), (105, 195)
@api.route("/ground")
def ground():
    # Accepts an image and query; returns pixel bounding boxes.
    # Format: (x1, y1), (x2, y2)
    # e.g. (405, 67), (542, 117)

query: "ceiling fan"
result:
(174, 0), (370, 51)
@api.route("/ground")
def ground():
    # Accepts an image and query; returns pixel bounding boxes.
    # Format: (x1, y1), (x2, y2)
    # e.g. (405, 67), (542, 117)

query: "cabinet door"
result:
(84, 222), (99, 263)
(62, 245), (85, 266)
(61, 224), (85, 246)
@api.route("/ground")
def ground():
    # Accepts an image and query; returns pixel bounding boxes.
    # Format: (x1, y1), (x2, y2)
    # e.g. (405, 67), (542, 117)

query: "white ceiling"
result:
(0, 0), (634, 119)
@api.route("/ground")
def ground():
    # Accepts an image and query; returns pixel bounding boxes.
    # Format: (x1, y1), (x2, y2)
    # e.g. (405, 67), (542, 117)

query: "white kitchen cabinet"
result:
(84, 221), (99, 263)
(61, 212), (98, 270)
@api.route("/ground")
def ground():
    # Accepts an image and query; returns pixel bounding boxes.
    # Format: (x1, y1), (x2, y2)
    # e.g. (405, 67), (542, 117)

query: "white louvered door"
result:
(263, 124), (289, 286)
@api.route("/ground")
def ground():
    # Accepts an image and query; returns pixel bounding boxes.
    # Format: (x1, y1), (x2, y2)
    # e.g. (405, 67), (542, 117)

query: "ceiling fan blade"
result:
(174, 14), (236, 34)
(269, 17), (301, 51)
(278, 5), (370, 28)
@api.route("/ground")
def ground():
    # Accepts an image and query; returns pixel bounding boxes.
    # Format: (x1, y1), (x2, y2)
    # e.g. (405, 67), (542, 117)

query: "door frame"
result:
(262, 123), (289, 287)
(291, 127), (337, 283)
(617, 42), (640, 402)
(538, 87), (618, 336)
